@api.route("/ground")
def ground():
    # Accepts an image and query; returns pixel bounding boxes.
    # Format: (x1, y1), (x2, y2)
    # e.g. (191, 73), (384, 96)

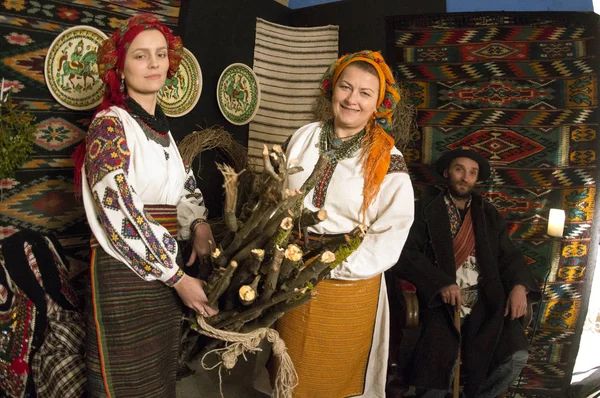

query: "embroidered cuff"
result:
(165, 268), (185, 287)
(190, 218), (208, 235)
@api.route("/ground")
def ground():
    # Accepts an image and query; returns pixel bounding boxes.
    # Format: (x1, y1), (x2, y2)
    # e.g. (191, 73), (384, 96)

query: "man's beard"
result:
(448, 182), (473, 199)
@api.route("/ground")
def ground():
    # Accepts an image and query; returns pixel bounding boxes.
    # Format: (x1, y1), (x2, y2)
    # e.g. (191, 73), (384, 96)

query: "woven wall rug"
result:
(158, 47), (202, 118)
(247, 18), (339, 171)
(386, 12), (598, 396)
(216, 63), (260, 125)
(44, 25), (107, 110)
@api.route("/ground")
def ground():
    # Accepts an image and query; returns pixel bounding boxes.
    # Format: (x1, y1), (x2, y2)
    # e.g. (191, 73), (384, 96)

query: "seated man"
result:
(393, 147), (541, 398)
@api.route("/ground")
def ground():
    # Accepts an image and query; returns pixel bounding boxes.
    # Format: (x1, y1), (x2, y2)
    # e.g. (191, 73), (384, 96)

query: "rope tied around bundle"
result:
(197, 316), (297, 398)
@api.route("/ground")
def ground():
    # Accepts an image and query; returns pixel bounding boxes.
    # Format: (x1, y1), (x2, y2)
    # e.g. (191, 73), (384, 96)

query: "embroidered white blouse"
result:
(286, 121), (415, 280)
(81, 106), (207, 286)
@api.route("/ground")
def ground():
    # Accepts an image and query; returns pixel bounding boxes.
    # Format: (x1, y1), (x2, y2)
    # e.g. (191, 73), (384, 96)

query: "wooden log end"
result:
(317, 209), (327, 221)
(320, 251), (336, 263)
(251, 248), (265, 261)
(285, 244), (303, 261)
(239, 285), (257, 305)
(281, 217), (293, 231)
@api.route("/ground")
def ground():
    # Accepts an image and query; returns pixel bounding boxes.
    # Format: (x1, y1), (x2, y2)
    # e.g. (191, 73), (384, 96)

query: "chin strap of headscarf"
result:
(73, 14), (183, 196)
(319, 50), (401, 219)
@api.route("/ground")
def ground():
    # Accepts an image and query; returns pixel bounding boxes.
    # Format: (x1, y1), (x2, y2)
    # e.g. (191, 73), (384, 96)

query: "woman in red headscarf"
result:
(271, 51), (415, 397)
(78, 15), (216, 397)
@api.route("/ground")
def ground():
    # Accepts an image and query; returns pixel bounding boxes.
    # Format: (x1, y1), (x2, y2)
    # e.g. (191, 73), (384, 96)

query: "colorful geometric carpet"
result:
(248, 18), (338, 171)
(386, 12), (598, 397)
(0, 1), (182, 277)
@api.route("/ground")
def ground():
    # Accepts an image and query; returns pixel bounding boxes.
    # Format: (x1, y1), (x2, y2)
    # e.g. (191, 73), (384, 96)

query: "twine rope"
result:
(197, 316), (297, 398)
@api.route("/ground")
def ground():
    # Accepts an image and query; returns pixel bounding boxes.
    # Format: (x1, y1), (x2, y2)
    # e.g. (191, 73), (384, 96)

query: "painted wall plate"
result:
(216, 63), (261, 125)
(158, 48), (202, 118)
(44, 25), (107, 110)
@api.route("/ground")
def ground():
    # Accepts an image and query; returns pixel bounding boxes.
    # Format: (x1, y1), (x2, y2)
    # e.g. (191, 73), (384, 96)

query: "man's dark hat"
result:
(435, 147), (491, 182)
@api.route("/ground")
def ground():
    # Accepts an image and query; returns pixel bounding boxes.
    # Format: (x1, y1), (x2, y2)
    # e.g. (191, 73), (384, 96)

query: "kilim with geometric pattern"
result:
(386, 12), (598, 397)
(0, 0), (182, 279)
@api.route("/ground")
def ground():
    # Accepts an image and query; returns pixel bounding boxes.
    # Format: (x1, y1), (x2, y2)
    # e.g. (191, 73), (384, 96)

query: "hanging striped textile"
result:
(248, 18), (339, 170)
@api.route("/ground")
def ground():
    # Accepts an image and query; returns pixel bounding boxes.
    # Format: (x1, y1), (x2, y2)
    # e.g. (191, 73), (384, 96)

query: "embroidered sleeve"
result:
(387, 154), (408, 174)
(85, 116), (184, 286)
(86, 116), (131, 187)
(177, 162), (209, 241)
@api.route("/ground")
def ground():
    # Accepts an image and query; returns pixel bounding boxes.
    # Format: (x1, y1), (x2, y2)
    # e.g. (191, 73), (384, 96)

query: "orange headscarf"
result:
(320, 50), (401, 218)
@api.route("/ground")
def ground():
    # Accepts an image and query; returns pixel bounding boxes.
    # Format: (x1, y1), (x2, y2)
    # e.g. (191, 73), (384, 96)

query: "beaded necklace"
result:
(318, 119), (365, 161)
(126, 97), (171, 147)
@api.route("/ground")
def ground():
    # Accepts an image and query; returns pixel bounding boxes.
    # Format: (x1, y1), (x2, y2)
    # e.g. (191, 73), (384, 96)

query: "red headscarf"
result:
(96, 14), (183, 112)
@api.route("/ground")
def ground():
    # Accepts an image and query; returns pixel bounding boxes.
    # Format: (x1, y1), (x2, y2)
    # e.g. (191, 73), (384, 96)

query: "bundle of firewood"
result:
(184, 144), (365, 354)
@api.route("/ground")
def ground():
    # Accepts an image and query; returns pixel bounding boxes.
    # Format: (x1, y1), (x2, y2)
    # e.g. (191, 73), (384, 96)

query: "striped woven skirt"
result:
(85, 205), (181, 397)
(275, 275), (381, 398)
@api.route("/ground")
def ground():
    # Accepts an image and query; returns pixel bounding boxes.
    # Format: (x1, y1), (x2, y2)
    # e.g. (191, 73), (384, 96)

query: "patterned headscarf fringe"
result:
(319, 50), (400, 218)
(359, 120), (395, 219)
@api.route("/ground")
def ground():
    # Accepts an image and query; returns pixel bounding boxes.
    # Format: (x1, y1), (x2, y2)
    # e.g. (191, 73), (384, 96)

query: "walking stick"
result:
(453, 306), (461, 398)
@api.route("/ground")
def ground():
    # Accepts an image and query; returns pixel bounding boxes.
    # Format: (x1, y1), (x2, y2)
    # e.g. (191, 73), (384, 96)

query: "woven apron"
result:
(85, 204), (181, 398)
(275, 275), (381, 398)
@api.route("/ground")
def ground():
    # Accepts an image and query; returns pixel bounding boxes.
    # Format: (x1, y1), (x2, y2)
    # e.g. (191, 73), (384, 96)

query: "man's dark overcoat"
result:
(394, 189), (540, 397)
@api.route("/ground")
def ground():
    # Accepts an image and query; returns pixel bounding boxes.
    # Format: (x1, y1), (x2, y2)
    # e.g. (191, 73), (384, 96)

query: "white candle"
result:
(0, 78), (4, 102)
(547, 208), (565, 237)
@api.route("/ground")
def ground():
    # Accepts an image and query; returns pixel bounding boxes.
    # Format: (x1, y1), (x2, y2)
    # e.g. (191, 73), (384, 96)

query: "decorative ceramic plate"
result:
(216, 63), (261, 125)
(44, 25), (107, 110)
(158, 48), (202, 118)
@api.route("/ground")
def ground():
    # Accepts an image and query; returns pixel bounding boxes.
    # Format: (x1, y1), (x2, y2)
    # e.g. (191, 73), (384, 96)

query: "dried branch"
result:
(297, 209), (328, 229)
(266, 217), (293, 256)
(214, 287), (307, 330)
(217, 163), (245, 232)
(282, 251), (336, 291)
(207, 260), (238, 309)
(263, 144), (282, 182)
(240, 290), (315, 332)
(279, 244), (303, 284)
(259, 246), (285, 304)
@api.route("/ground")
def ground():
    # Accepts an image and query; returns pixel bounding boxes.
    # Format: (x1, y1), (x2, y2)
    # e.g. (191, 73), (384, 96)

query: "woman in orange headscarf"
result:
(275, 50), (415, 397)
(77, 15), (217, 397)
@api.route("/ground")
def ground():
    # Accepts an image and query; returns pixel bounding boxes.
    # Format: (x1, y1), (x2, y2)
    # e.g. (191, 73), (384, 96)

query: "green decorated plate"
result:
(216, 63), (261, 125)
(158, 48), (202, 118)
(44, 25), (107, 110)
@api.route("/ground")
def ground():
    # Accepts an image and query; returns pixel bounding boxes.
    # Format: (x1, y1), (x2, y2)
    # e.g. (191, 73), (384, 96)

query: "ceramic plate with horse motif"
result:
(216, 63), (261, 125)
(44, 25), (107, 110)
(158, 48), (202, 118)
